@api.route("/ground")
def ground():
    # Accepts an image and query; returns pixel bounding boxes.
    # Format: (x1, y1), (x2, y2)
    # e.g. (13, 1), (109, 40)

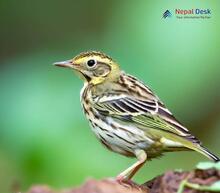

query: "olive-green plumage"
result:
(54, 51), (219, 182)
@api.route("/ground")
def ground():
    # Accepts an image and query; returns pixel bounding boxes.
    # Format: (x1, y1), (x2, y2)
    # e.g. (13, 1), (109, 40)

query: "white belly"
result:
(87, 114), (154, 156)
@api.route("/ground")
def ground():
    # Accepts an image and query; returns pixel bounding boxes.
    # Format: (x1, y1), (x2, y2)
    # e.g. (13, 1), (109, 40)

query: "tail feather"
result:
(197, 146), (220, 162)
(150, 128), (219, 162)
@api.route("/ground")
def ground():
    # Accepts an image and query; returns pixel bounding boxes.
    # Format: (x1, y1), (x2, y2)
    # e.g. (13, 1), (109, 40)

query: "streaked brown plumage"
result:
(54, 51), (219, 182)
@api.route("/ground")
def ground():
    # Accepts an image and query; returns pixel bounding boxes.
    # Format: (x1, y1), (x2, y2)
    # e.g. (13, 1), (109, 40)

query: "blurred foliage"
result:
(197, 162), (220, 170)
(178, 162), (220, 193)
(0, 0), (220, 193)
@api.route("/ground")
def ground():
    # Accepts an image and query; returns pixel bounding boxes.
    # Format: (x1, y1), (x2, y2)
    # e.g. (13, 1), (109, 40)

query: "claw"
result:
(116, 176), (141, 190)
(116, 175), (125, 183)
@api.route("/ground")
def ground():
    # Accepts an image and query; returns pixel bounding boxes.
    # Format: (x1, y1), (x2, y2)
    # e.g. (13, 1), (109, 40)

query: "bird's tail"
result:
(176, 135), (220, 162)
(195, 145), (220, 162)
(150, 128), (219, 162)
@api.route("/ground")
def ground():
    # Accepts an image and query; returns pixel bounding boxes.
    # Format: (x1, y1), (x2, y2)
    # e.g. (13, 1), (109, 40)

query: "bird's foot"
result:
(116, 175), (141, 190)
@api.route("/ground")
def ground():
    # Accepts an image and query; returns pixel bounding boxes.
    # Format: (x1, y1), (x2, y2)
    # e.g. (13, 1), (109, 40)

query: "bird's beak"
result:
(53, 59), (73, 68)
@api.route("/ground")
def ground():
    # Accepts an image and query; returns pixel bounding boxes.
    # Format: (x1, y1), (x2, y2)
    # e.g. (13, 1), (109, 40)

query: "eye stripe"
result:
(97, 61), (109, 65)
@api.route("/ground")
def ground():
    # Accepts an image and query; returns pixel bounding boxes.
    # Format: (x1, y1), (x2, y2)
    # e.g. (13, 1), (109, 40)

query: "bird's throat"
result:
(74, 71), (91, 82)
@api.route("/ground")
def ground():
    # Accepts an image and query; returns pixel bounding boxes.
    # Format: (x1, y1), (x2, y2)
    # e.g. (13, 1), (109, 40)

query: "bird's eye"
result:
(87, 59), (97, 68)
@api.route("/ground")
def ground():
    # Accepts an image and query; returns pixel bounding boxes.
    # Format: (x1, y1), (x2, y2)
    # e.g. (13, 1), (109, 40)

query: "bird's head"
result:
(54, 51), (120, 85)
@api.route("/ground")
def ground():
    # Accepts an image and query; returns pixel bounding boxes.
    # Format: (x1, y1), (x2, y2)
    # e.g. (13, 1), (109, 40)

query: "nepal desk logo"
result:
(163, 10), (172, 18)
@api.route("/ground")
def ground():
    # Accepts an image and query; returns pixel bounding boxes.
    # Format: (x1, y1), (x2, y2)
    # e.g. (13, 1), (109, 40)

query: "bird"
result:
(54, 51), (219, 182)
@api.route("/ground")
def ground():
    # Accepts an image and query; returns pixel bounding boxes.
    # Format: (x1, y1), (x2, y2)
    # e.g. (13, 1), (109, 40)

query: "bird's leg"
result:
(116, 149), (147, 183)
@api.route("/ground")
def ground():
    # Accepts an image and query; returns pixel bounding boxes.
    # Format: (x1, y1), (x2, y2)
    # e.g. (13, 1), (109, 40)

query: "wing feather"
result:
(93, 74), (200, 144)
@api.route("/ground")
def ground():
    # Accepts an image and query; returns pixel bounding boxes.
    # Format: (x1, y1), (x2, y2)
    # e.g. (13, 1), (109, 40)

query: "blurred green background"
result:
(0, 0), (220, 192)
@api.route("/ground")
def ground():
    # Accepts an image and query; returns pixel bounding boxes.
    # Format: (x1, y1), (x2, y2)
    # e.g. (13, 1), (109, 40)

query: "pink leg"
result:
(116, 149), (147, 183)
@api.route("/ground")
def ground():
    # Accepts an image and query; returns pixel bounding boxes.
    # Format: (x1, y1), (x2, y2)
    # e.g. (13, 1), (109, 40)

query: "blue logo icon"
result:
(163, 10), (172, 18)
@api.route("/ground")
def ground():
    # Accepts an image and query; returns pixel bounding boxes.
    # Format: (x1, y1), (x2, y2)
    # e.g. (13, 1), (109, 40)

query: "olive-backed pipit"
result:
(54, 51), (219, 182)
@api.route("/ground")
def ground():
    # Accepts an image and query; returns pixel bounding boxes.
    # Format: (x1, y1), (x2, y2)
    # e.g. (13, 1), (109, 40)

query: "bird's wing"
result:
(93, 74), (200, 144)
